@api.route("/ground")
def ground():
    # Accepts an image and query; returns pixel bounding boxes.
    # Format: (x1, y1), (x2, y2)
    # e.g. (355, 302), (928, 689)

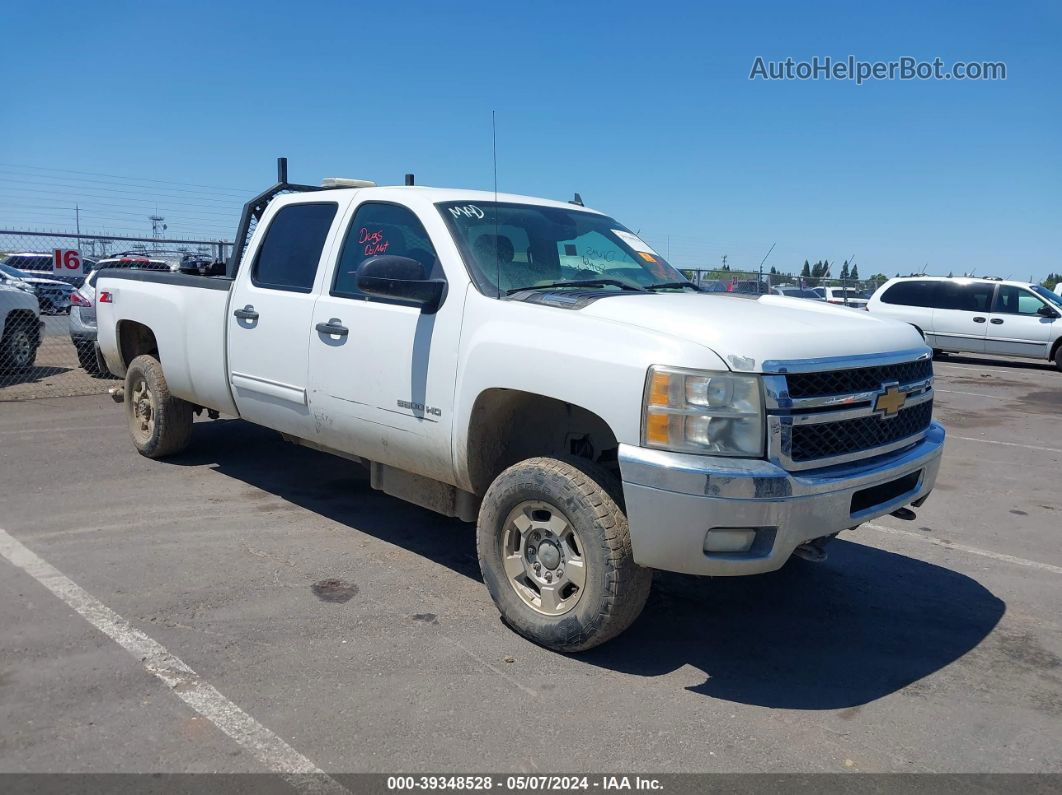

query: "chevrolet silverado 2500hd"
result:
(96, 165), (945, 651)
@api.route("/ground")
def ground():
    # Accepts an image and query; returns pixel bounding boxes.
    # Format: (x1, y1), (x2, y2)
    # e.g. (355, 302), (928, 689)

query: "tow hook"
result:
(109, 386), (125, 404)
(793, 536), (831, 563)
(890, 507), (916, 521)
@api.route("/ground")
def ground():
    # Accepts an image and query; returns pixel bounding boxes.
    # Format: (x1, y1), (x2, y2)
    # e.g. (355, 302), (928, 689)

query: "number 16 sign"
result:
(53, 249), (82, 271)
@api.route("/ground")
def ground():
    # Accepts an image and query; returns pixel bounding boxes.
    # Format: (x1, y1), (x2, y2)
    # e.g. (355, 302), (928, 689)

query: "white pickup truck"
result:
(97, 165), (945, 651)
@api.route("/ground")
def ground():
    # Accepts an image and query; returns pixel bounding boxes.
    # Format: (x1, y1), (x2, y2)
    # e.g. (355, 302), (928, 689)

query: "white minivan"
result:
(867, 276), (1062, 369)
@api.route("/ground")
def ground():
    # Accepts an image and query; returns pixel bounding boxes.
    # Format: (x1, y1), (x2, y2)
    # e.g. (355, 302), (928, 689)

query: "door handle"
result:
(990, 318), (1004, 325)
(972, 316), (986, 323)
(233, 305), (259, 321)
(315, 318), (349, 337)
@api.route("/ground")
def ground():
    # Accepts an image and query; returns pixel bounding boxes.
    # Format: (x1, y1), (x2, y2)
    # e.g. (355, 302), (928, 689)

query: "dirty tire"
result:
(0, 320), (38, 372)
(124, 354), (193, 458)
(477, 456), (652, 652)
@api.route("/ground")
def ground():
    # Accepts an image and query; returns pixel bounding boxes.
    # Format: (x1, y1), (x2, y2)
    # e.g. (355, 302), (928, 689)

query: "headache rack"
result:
(225, 157), (325, 279)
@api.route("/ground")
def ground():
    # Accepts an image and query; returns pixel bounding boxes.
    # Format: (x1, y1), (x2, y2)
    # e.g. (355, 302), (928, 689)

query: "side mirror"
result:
(1037, 304), (1060, 318)
(355, 255), (445, 313)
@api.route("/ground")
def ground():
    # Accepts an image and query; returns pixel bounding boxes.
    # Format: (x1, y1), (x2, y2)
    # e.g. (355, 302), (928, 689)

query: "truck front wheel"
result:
(477, 456), (652, 652)
(124, 354), (193, 458)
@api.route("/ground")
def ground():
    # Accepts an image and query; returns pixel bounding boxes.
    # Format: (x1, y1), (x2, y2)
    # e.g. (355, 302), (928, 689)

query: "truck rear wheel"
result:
(124, 354), (193, 458)
(477, 456), (652, 652)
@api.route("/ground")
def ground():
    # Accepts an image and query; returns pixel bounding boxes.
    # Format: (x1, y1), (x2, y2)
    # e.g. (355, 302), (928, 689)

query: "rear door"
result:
(227, 200), (341, 439)
(985, 285), (1055, 358)
(931, 281), (995, 353)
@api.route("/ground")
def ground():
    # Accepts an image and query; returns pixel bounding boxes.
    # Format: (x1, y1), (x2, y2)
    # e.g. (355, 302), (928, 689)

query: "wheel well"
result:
(465, 389), (619, 496)
(1051, 336), (1062, 362)
(116, 321), (158, 367)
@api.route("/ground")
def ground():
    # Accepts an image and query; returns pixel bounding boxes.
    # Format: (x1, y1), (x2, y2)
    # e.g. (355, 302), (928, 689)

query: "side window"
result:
(881, 280), (937, 307)
(332, 203), (440, 299)
(251, 202), (338, 292)
(994, 285), (1044, 316)
(938, 282), (994, 312)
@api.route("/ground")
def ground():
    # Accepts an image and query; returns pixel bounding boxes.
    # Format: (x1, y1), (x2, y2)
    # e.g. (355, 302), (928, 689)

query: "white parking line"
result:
(863, 523), (1062, 575)
(934, 388), (1005, 399)
(934, 362), (1049, 377)
(948, 435), (1062, 455)
(0, 528), (348, 795)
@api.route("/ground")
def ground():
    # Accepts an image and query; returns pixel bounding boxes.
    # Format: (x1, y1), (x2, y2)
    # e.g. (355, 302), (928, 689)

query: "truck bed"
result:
(96, 269), (239, 416)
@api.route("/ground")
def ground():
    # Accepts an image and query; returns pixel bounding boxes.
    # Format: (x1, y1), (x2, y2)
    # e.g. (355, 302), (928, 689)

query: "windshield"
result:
(0, 264), (29, 279)
(438, 201), (687, 295)
(1032, 285), (1062, 308)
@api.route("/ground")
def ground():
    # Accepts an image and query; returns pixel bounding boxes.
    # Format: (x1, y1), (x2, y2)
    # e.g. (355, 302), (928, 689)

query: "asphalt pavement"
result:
(1, 353), (1060, 775)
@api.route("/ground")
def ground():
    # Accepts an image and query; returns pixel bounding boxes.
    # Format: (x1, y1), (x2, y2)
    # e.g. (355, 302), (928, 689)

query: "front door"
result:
(307, 201), (460, 483)
(227, 200), (340, 439)
(985, 284), (1055, 358)
(930, 281), (995, 353)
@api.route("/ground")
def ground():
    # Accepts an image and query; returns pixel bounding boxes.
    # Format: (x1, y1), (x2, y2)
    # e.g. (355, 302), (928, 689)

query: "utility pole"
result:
(75, 204), (81, 242)
(150, 213), (167, 249)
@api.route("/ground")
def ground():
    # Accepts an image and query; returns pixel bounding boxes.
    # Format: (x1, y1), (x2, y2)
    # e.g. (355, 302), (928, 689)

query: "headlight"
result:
(642, 366), (764, 456)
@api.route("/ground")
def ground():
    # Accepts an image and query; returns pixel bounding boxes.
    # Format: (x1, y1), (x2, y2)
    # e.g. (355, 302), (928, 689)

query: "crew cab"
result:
(96, 165), (946, 651)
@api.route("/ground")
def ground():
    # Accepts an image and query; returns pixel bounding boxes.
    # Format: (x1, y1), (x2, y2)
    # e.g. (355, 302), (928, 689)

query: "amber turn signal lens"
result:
(649, 371), (671, 407)
(645, 412), (670, 445)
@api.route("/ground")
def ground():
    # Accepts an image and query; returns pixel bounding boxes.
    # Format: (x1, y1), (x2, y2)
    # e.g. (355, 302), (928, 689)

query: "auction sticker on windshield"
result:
(612, 229), (657, 255)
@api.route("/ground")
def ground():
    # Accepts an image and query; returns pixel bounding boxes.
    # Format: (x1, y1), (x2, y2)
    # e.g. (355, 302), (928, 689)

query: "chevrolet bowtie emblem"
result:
(874, 383), (908, 418)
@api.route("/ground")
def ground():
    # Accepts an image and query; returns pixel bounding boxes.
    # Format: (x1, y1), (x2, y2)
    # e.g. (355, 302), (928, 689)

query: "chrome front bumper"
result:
(618, 422), (945, 576)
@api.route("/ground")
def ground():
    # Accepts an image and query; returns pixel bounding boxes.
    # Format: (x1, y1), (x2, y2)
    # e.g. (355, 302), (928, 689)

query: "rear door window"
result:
(880, 280), (938, 307)
(252, 202), (338, 292)
(938, 282), (995, 312)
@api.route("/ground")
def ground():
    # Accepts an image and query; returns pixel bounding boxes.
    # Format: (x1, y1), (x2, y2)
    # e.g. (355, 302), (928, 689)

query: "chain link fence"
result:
(0, 231), (232, 401)
(681, 267), (888, 300)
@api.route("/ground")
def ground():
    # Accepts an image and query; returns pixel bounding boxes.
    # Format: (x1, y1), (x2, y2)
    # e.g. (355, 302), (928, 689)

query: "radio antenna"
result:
(492, 110), (500, 297)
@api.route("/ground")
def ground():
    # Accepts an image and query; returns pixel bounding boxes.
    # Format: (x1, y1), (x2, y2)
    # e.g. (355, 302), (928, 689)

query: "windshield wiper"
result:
(645, 281), (702, 292)
(506, 279), (647, 295)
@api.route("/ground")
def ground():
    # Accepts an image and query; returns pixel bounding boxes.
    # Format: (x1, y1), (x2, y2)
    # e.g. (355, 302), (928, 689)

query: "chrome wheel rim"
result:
(502, 500), (586, 616)
(11, 330), (32, 366)
(130, 378), (155, 441)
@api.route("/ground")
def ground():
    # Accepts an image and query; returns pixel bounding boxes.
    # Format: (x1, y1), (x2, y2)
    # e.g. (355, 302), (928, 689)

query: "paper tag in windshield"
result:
(612, 229), (658, 256)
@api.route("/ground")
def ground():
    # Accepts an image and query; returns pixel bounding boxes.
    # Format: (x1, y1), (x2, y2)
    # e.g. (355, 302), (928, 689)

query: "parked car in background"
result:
(1, 252), (87, 288)
(729, 279), (770, 294)
(70, 257), (172, 374)
(0, 281), (43, 372)
(695, 278), (728, 292)
(772, 286), (823, 300)
(813, 286), (870, 308)
(0, 263), (74, 314)
(867, 276), (1062, 369)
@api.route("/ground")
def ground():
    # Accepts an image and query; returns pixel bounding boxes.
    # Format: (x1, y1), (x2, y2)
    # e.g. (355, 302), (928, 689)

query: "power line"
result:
(0, 162), (256, 195)
(0, 177), (247, 208)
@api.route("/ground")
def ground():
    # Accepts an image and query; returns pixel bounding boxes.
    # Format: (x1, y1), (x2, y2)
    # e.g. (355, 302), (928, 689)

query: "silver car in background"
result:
(70, 255), (171, 373)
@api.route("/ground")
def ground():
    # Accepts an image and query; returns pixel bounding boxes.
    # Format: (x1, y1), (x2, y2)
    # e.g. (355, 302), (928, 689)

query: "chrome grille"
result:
(786, 358), (933, 399)
(789, 401), (933, 463)
(763, 349), (935, 471)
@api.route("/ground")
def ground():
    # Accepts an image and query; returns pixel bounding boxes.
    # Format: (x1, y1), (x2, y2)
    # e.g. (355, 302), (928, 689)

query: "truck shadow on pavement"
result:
(173, 419), (1006, 711)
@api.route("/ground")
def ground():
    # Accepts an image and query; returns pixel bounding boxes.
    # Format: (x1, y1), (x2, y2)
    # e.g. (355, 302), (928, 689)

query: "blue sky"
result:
(2, 0), (1059, 279)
